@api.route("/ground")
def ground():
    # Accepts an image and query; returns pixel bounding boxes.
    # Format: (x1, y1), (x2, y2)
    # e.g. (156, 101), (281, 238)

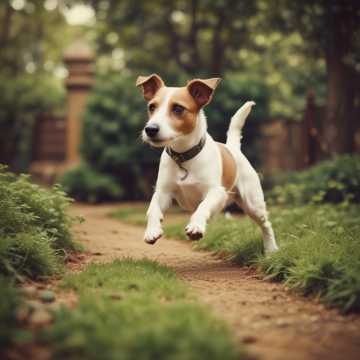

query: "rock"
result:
(22, 286), (38, 298)
(16, 305), (31, 323)
(242, 335), (258, 344)
(127, 283), (139, 290)
(40, 290), (55, 303)
(109, 292), (123, 300)
(30, 309), (53, 326)
(92, 252), (103, 256)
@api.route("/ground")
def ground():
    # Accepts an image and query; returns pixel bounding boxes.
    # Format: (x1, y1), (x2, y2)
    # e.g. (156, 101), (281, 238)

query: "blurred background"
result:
(1, 0), (359, 202)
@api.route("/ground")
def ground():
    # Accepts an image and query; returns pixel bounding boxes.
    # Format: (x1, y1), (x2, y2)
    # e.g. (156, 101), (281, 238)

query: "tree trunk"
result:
(322, 52), (354, 156)
(322, 23), (357, 157)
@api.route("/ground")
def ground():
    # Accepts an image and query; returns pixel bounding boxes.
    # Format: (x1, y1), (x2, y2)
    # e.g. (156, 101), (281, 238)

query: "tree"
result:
(270, 0), (360, 157)
(0, 0), (73, 169)
(86, 0), (257, 77)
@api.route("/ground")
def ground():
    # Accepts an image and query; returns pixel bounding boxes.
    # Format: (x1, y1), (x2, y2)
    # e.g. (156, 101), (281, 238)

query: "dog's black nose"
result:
(145, 124), (160, 138)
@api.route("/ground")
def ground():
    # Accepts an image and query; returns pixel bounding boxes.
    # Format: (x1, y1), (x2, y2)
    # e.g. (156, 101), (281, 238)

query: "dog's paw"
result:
(144, 227), (163, 245)
(185, 222), (205, 241)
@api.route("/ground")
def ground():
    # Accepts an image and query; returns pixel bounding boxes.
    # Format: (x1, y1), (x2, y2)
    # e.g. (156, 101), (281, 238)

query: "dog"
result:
(136, 74), (279, 254)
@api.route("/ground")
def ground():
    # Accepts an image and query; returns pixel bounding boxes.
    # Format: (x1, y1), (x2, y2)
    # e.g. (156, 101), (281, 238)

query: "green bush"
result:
(268, 155), (360, 205)
(0, 72), (64, 171)
(65, 72), (270, 202)
(0, 278), (22, 349)
(60, 163), (123, 203)
(0, 165), (78, 279)
(206, 72), (270, 165)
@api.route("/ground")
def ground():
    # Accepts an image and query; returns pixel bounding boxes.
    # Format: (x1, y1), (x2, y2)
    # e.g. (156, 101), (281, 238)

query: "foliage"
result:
(0, 72), (64, 171)
(0, 165), (78, 279)
(60, 163), (123, 203)
(112, 204), (360, 313)
(268, 155), (360, 205)
(0, 278), (22, 349)
(207, 72), (270, 164)
(0, 1), (74, 170)
(79, 73), (160, 200)
(42, 259), (242, 360)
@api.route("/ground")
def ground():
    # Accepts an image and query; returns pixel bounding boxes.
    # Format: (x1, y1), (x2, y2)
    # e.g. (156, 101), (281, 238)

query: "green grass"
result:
(42, 259), (243, 360)
(111, 204), (360, 313)
(110, 206), (186, 227)
(0, 278), (22, 349)
(0, 165), (80, 280)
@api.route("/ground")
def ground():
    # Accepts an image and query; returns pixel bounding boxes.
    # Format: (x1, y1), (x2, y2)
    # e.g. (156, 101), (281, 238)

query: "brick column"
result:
(63, 39), (94, 164)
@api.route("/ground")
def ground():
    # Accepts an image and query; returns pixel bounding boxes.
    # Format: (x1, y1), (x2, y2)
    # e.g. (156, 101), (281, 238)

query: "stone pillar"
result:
(63, 39), (95, 164)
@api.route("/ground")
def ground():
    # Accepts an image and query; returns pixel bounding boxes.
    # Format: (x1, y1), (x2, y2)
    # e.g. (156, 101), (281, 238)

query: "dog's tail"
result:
(226, 101), (255, 150)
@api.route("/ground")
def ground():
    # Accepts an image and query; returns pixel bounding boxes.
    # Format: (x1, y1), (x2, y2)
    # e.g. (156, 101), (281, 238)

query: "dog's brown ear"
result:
(187, 78), (221, 107)
(136, 74), (164, 101)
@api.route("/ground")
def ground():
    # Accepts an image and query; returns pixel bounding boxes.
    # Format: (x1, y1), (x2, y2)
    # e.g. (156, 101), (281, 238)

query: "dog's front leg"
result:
(144, 191), (172, 244)
(186, 187), (227, 240)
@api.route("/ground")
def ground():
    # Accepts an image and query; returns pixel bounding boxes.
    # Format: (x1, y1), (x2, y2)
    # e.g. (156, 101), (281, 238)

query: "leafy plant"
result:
(60, 163), (123, 203)
(0, 165), (78, 279)
(268, 155), (360, 205)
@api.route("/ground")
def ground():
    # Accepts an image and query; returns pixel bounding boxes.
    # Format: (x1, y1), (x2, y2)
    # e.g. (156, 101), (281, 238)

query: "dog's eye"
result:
(148, 103), (156, 113)
(172, 104), (185, 116)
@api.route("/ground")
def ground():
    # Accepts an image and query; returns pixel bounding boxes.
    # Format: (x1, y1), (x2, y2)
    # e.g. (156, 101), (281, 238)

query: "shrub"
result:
(60, 163), (123, 203)
(0, 72), (64, 171)
(268, 155), (360, 205)
(0, 165), (78, 279)
(0, 278), (22, 349)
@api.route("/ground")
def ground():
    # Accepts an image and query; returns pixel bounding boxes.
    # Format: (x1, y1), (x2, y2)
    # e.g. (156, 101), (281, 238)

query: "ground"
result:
(71, 203), (360, 360)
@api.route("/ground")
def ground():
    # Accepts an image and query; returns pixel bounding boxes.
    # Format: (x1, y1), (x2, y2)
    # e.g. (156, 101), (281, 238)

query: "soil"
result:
(71, 203), (360, 360)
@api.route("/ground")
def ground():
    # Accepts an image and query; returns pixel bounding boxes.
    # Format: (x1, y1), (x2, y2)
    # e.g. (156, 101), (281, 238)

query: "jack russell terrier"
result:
(136, 74), (279, 254)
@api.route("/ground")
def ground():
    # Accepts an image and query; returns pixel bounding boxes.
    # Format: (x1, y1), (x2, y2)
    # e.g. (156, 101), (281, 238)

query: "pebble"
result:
(109, 292), (123, 300)
(242, 335), (258, 344)
(22, 286), (38, 298)
(40, 290), (56, 303)
(30, 309), (53, 326)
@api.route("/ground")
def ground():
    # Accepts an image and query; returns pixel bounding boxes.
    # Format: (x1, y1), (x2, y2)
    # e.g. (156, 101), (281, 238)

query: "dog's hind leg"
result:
(236, 174), (279, 254)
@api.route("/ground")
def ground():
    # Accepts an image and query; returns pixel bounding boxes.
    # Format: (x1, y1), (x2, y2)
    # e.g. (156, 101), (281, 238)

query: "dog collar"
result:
(166, 135), (206, 180)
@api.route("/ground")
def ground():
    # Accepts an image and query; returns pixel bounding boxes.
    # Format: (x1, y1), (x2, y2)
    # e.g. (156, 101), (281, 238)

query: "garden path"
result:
(71, 203), (360, 360)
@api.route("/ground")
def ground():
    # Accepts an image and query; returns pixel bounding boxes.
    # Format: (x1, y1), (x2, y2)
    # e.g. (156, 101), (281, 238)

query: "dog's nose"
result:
(145, 124), (160, 138)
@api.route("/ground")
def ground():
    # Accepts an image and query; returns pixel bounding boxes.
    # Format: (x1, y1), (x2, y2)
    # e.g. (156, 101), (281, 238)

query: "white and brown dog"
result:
(136, 74), (279, 254)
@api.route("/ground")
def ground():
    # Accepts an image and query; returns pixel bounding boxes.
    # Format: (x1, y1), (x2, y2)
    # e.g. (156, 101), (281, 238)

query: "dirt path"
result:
(71, 204), (360, 360)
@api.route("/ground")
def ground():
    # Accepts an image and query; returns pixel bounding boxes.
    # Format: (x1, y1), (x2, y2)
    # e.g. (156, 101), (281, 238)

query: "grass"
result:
(111, 204), (360, 313)
(0, 165), (80, 280)
(0, 166), (81, 354)
(110, 205), (186, 227)
(42, 258), (243, 360)
(0, 278), (23, 349)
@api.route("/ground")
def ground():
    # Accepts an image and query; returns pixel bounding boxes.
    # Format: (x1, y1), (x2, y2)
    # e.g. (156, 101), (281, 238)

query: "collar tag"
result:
(166, 135), (206, 181)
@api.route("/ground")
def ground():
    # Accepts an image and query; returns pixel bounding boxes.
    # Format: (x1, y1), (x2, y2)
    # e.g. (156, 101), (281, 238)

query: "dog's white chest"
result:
(173, 177), (205, 211)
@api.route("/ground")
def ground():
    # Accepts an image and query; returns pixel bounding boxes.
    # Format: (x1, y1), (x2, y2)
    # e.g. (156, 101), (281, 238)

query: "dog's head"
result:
(136, 74), (221, 147)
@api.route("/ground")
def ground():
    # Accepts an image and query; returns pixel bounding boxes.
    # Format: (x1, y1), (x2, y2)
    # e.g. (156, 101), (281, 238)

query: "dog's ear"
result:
(136, 74), (164, 101)
(187, 78), (221, 107)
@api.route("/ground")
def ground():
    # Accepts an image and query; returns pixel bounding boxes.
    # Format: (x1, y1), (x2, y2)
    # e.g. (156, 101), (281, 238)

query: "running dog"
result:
(136, 74), (279, 254)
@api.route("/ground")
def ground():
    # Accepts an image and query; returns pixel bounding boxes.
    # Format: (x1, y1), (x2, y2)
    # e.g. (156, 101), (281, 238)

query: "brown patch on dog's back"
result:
(168, 87), (200, 134)
(216, 143), (237, 191)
